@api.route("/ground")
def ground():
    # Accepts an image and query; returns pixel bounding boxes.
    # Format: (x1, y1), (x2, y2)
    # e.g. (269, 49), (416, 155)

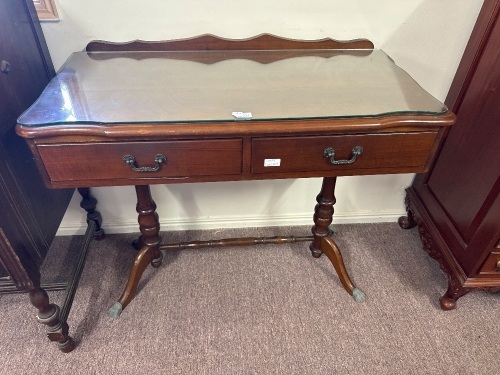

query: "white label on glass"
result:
(232, 111), (252, 120)
(264, 159), (281, 167)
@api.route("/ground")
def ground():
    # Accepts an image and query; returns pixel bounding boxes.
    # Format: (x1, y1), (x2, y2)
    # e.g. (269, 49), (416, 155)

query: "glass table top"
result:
(18, 49), (447, 126)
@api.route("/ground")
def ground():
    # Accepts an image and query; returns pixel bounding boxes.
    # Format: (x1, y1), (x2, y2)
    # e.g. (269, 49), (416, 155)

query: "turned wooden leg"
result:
(310, 177), (336, 258)
(29, 287), (75, 353)
(109, 185), (162, 317)
(77, 187), (105, 240)
(398, 194), (417, 229)
(134, 185), (163, 268)
(310, 177), (365, 302)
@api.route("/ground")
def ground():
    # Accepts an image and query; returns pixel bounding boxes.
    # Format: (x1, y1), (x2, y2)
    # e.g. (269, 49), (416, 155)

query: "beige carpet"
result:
(0, 223), (498, 374)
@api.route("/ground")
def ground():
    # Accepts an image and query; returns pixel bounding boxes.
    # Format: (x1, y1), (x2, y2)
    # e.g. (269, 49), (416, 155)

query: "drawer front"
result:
(38, 139), (242, 182)
(251, 132), (437, 174)
(479, 252), (500, 275)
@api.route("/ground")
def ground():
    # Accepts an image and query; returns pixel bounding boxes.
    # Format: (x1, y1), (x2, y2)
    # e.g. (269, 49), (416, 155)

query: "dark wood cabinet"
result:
(401, 0), (500, 309)
(0, 0), (73, 292)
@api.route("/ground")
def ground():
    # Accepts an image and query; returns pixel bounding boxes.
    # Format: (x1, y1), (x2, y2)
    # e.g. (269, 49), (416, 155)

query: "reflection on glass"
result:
(18, 50), (447, 126)
(60, 82), (77, 122)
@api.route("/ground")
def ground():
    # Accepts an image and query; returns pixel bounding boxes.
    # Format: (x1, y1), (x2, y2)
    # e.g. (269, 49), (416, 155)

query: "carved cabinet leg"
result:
(109, 185), (162, 318)
(407, 205), (472, 311)
(29, 287), (75, 353)
(398, 194), (417, 229)
(77, 187), (105, 240)
(440, 276), (471, 311)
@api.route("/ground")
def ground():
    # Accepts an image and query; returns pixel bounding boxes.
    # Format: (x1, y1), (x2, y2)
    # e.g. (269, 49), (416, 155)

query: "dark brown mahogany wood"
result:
(29, 287), (75, 353)
(78, 187), (105, 240)
(109, 185), (163, 317)
(17, 113), (455, 141)
(85, 34), (375, 64)
(400, 0), (500, 309)
(17, 33), (454, 330)
(86, 33), (375, 52)
(310, 177), (337, 257)
(160, 235), (313, 251)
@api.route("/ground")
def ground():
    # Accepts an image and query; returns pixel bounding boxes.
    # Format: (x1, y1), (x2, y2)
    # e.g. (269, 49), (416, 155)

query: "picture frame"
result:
(34, 0), (59, 21)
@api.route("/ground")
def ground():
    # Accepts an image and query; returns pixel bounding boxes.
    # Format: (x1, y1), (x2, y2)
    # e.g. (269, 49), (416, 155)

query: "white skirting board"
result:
(55, 210), (405, 236)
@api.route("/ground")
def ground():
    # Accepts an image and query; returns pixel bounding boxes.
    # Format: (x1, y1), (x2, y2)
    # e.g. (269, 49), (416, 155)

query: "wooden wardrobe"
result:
(0, 0), (73, 292)
(400, 0), (500, 309)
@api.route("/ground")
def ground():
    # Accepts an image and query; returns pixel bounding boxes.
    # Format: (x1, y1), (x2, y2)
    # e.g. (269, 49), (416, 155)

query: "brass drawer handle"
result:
(496, 260), (500, 269)
(324, 146), (363, 165)
(123, 154), (166, 172)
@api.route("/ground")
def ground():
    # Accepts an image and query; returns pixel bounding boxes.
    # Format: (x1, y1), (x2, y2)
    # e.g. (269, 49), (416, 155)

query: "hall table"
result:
(16, 34), (455, 352)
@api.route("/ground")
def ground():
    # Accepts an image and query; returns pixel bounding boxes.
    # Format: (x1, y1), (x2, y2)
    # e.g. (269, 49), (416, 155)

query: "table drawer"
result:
(38, 139), (242, 182)
(251, 132), (437, 174)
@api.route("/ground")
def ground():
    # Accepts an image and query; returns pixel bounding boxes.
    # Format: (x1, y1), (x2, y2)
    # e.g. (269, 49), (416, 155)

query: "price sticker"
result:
(264, 159), (281, 167)
(232, 111), (253, 120)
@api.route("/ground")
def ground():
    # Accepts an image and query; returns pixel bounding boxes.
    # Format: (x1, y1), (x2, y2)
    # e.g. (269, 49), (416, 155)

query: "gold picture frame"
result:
(34, 0), (59, 21)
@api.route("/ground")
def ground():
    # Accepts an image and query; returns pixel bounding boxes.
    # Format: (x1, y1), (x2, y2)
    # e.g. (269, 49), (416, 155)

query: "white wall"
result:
(40, 0), (483, 235)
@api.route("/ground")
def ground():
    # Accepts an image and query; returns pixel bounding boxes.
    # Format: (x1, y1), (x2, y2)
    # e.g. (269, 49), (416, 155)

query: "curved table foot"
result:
(311, 250), (322, 259)
(151, 251), (163, 268)
(320, 236), (365, 302)
(132, 236), (162, 265)
(112, 244), (158, 316)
